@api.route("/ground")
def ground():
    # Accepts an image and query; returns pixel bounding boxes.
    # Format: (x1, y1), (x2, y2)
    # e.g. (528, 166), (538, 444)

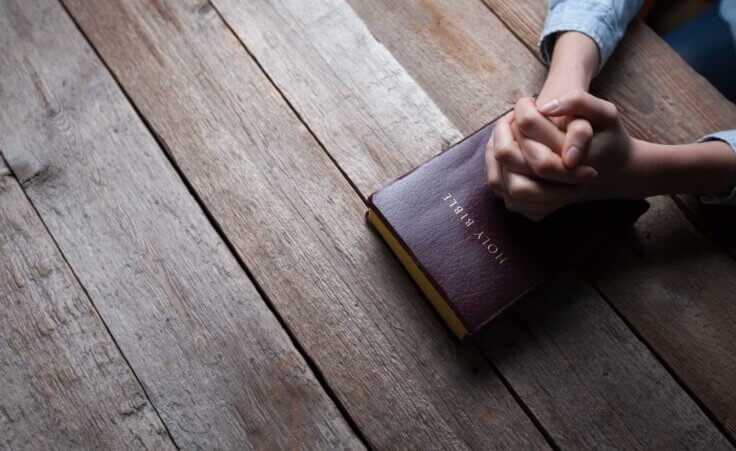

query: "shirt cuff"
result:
(698, 130), (736, 206)
(538, 1), (625, 74)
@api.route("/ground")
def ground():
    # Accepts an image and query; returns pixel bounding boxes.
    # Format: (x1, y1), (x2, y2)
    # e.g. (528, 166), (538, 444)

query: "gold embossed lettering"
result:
(440, 193), (508, 265)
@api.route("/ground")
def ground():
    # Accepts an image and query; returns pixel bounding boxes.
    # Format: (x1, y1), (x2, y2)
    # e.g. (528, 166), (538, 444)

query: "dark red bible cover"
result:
(367, 119), (648, 338)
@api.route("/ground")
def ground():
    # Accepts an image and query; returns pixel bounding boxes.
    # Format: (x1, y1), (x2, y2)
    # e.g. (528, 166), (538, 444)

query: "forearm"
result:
(628, 139), (736, 197)
(538, 32), (600, 104)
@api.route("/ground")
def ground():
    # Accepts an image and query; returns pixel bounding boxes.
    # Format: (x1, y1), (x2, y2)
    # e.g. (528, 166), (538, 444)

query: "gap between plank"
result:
(585, 274), (736, 448)
(474, 0), (736, 444)
(469, 340), (560, 450)
(0, 153), (180, 450)
(55, 0), (372, 447)
(205, 0), (561, 448)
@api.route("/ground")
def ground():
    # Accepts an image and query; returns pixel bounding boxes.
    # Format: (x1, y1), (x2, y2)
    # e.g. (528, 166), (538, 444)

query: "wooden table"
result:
(1, 0), (735, 448)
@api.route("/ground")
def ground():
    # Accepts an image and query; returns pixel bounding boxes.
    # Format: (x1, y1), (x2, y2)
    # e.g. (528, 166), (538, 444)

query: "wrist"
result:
(625, 139), (671, 197)
(547, 31), (600, 92)
(537, 72), (588, 105)
(629, 139), (736, 196)
(538, 32), (599, 104)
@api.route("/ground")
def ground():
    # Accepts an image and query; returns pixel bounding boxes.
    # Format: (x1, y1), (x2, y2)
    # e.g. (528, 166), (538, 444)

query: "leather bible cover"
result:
(367, 118), (649, 339)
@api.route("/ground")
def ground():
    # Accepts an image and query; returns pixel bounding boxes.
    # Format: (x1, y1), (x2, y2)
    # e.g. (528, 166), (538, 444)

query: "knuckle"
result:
(530, 154), (555, 176)
(485, 137), (494, 155)
(487, 176), (502, 191)
(515, 109), (536, 131)
(504, 196), (517, 212)
(494, 143), (513, 163)
(603, 101), (618, 118)
(571, 88), (586, 98)
(570, 88), (586, 101)
(507, 182), (529, 200)
(571, 120), (593, 139)
(569, 89), (587, 109)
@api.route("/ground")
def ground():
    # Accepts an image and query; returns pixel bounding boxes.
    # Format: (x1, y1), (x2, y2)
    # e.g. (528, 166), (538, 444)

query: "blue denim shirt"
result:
(539, 0), (736, 204)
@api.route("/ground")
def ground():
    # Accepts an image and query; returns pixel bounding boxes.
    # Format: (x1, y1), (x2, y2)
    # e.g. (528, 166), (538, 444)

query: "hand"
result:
(483, 30), (602, 221)
(540, 90), (736, 199)
(486, 91), (634, 220)
(537, 90), (636, 199)
(535, 31), (600, 168)
(494, 90), (637, 208)
(485, 104), (597, 221)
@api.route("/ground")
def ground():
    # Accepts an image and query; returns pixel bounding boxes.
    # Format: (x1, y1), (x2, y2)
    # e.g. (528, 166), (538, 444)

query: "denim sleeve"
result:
(539, 0), (644, 73)
(698, 130), (736, 206)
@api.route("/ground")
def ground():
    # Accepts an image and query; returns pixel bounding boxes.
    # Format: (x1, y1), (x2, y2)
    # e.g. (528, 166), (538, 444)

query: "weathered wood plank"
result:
(481, 0), (736, 438)
(60, 0), (547, 448)
(479, 274), (728, 449)
(0, 160), (173, 449)
(0, 0), (360, 448)
(589, 196), (736, 440)
(344, 0), (546, 133)
(209, 0), (730, 447)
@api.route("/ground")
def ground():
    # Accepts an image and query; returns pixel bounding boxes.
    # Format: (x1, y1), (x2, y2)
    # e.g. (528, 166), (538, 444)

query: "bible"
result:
(366, 118), (648, 339)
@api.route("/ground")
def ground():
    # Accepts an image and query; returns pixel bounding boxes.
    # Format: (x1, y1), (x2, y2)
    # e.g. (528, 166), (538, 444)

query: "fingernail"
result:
(566, 146), (582, 167)
(538, 98), (559, 113)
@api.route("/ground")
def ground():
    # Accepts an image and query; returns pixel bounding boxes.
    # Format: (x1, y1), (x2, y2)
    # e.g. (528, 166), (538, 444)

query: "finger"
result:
(501, 194), (557, 222)
(537, 89), (618, 129)
(561, 117), (593, 168)
(554, 115), (573, 131)
(512, 124), (597, 183)
(514, 96), (565, 150)
(502, 166), (587, 204)
(484, 135), (506, 195)
(492, 113), (534, 176)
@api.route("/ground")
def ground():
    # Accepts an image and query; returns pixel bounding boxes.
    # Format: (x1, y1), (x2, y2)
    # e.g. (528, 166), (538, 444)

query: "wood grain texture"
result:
(0, 161), (173, 449)
(0, 0), (359, 448)
(335, 0), (546, 141)
(60, 0), (547, 448)
(208, 0), (729, 447)
(589, 196), (736, 440)
(482, 0), (736, 437)
(479, 274), (728, 449)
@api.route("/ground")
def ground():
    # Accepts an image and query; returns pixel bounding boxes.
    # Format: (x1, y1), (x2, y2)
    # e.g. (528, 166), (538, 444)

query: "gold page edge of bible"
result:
(367, 208), (468, 340)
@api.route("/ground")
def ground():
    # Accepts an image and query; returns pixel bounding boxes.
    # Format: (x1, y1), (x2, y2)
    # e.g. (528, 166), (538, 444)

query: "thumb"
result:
(561, 117), (593, 168)
(537, 90), (618, 130)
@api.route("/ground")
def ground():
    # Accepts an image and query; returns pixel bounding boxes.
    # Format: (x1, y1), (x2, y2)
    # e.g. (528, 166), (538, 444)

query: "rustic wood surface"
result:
(60, 0), (548, 448)
(210, 0), (730, 447)
(344, 0), (545, 127)
(0, 158), (173, 449)
(1, 0), (734, 448)
(483, 0), (736, 437)
(0, 0), (359, 448)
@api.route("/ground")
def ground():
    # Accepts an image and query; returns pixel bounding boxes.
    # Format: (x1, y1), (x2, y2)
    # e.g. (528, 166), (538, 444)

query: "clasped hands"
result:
(485, 89), (634, 221)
